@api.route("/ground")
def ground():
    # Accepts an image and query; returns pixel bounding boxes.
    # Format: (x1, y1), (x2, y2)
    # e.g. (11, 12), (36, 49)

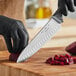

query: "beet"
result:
(51, 61), (55, 65)
(65, 54), (71, 58)
(65, 42), (76, 55)
(73, 57), (76, 64)
(54, 55), (59, 61)
(54, 60), (60, 65)
(59, 57), (64, 62)
(9, 53), (20, 62)
(64, 58), (69, 65)
(45, 54), (74, 65)
(59, 62), (64, 65)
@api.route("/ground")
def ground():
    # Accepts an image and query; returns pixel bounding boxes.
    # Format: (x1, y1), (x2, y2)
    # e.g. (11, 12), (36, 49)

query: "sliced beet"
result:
(59, 57), (64, 62)
(59, 55), (64, 58)
(51, 61), (55, 65)
(45, 57), (53, 64)
(54, 60), (60, 65)
(9, 53), (20, 62)
(54, 55), (59, 61)
(65, 42), (76, 55)
(68, 57), (73, 62)
(64, 58), (69, 65)
(45, 54), (73, 65)
(65, 54), (71, 58)
(59, 62), (64, 65)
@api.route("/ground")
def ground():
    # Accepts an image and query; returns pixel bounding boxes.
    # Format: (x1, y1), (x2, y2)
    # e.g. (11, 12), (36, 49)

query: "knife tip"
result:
(17, 58), (26, 63)
(16, 58), (23, 63)
(16, 60), (21, 63)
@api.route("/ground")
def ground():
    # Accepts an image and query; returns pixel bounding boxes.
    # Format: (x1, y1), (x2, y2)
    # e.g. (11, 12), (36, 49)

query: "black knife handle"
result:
(52, 9), (63, 23)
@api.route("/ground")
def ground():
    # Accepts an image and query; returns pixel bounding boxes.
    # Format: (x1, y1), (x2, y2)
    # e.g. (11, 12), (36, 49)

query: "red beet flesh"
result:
(73, 57), (76, 64)
(65, 42), (76, 55)
(45, 54), (74, 65)
(9, 53), (20, 62)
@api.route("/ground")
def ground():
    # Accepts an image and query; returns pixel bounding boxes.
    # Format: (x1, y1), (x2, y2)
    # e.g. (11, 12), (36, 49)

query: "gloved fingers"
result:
(16, 20), (29, 40)
(16, 20), (25, 29)
(65, 0), (75, 12)
(74, 0), (76, 6)
(23, 28), (29, 42)
(62, 6), (68, 16)
(17, 28), (28, 52)
(4, 36), (12, 53)
(11, 30), (20, 53)
(58, 0), (67, 16)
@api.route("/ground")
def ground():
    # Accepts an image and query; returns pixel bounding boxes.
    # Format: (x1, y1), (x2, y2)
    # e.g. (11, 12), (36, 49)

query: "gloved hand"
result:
(0, 15), (29, 53)
(58, 0), (76, 16)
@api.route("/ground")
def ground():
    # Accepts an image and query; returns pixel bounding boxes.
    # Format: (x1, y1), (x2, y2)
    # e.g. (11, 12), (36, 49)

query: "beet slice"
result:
(9, 53), (20, 62)
(59, 62), (64, 65)
(65, 42), (76, 55)
(54, 55), (59, 61)
(51, 60), (55, 65)
(65, 54), (71, 58)
(45, 57), (53, 64)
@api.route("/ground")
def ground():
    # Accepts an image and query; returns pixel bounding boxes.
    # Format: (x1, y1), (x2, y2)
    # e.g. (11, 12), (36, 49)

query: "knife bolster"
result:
(52, 9), (63, 23)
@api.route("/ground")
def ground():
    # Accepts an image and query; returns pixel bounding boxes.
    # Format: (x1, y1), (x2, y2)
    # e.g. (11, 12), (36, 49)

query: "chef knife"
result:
(17, 9), (63, 63)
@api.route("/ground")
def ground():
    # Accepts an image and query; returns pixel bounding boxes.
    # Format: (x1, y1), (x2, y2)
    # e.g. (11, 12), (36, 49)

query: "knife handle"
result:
(52, 9), (63, 24)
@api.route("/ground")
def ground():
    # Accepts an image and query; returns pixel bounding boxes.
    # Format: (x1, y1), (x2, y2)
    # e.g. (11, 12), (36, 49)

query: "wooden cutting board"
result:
(0, 47), (76, 76)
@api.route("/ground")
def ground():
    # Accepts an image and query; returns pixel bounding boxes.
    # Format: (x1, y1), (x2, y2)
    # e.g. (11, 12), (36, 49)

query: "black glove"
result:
(0, 15), (29, 53)
(58, 0), (76, 16)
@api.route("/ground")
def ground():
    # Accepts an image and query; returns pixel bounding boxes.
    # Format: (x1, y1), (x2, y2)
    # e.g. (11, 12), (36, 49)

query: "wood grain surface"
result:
(0, 48), (76, 76)
(0, 18), (76, 76)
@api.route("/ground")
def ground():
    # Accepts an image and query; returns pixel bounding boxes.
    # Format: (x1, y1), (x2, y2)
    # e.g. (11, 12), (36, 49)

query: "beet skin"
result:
(65, 42), (76, 55)
(9, 53), (20, 62)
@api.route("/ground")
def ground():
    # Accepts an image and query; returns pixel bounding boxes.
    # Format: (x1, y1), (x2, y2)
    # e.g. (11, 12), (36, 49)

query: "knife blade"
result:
(17, 9), (63, 63)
